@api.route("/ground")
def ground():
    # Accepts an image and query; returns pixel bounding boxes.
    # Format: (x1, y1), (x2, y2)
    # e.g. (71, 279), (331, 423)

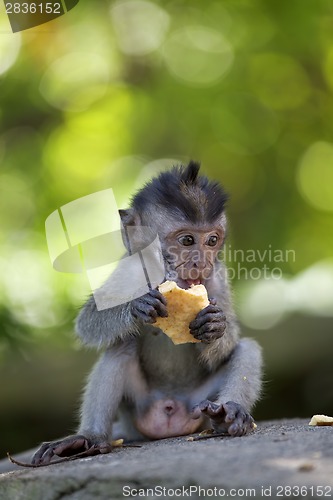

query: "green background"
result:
(1, 0), (333, 456)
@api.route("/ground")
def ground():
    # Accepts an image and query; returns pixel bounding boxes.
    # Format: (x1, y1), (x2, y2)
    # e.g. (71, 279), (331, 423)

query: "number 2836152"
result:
(5, 3), (61, 14)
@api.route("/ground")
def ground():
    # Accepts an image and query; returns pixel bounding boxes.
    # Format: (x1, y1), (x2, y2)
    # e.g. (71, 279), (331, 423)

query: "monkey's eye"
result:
(178, 235), (195, 246)
(207, 235), (218, 247)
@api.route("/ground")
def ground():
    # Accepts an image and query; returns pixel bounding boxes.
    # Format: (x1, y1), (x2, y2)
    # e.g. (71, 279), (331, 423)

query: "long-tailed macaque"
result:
(32, 162), (262, 465)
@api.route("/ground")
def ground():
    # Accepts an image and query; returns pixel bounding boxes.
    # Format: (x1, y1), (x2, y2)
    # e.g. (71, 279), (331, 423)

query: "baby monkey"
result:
(32, 162), (262, 465)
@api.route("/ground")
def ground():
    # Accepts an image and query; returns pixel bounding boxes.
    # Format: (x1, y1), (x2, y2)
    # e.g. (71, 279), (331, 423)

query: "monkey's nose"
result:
(193, 260), (206, 270)
(164, 400), (177, 416)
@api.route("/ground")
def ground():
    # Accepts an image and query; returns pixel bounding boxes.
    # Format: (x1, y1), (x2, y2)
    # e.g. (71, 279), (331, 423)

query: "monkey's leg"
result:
(32, 343), (148, 465)
(195, 338), (262, 437)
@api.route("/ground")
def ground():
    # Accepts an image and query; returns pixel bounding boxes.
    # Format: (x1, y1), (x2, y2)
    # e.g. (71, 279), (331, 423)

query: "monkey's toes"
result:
(199, 400), (226, 420)
(199, 400), (255, 437)
(32, 435), (91, 465)
(31, 435), (114, 465)
(222, 401), (255, 436)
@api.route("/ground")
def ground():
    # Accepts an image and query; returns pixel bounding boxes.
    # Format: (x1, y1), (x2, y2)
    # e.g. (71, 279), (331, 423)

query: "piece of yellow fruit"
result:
(154, 280), (209, 345)
(309, 414), (333, 426)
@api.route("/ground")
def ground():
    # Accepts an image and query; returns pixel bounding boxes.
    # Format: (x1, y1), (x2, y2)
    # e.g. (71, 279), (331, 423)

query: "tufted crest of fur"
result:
(131, 161), (228, 223)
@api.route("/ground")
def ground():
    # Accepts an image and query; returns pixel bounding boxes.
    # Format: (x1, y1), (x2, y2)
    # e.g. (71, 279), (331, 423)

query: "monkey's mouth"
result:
(176, 278), (203, 289)
(185, 279), (202, 287)
(167, 266), (211, 289)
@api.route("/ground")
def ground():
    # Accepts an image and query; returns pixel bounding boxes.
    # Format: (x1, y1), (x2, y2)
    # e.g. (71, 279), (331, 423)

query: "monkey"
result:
(32, 161), (262, 465)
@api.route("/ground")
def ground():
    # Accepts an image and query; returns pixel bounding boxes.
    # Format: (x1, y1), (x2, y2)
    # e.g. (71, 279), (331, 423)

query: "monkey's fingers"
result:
(132, 292), (168, 322)
(32, 435), (90, 465)
(195, 304), (221, 317)
(190, 314), (226, 343)
(147, 292), (168, 318)
(195, 330), (226, 344)
(148, 294), (168, 318)
(149, 289), (167, 306)
(191, 326), (223, 340)
(189, 310), (226, 331)
(132, 304), (158, 324)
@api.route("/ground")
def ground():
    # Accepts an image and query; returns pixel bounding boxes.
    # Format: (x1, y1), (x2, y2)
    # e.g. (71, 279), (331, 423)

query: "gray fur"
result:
(74, 209), (262, 441)
(75, 255), (262, 441)
(33, 166), (263, 464)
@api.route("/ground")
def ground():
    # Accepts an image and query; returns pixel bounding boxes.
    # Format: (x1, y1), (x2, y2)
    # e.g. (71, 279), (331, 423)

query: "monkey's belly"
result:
(134, 398), (204, 439)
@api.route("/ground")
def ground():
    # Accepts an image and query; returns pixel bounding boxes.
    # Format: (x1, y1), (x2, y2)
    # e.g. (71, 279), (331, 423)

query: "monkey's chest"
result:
(138, 327), (206, 390)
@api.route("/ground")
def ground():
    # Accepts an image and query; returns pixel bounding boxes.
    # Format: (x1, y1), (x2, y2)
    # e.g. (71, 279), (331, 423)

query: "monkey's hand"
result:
(31, 434), (112, 466)
(199, 400), (255, 436)
(189, 299), (226, 343)
(131, 289), (168, 324)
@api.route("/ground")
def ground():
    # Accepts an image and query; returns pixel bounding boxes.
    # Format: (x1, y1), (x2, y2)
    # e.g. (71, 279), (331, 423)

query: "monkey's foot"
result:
(31, 435), (112, 465)
(199, 400), (255, 437)
(189, 302), (226, 343)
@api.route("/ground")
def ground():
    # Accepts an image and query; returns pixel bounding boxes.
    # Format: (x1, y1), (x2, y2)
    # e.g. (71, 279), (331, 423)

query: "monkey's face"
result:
(163, 224), (224, 289)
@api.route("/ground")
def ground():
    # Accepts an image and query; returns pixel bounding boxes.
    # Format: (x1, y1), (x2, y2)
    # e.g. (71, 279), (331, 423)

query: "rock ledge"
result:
(0, 420), (332, 500)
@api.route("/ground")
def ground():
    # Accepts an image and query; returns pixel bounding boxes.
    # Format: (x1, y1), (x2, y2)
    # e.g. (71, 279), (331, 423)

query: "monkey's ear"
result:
(119, 208), (141, 227)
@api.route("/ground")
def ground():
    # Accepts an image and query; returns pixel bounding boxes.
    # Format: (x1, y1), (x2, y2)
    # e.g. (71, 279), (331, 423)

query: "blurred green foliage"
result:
(1, 0), (333, 455)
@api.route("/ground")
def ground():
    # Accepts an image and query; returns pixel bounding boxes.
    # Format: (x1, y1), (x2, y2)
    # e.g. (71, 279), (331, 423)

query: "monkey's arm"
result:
(76, 249), (167, 347)
(193, 265), (240, 369)
(76, 289), (167, 347)
(76, 297), (132, 347)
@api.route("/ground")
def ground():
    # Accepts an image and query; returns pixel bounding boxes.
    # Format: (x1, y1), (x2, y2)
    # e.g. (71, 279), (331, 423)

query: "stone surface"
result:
(0, 420), (333, 499)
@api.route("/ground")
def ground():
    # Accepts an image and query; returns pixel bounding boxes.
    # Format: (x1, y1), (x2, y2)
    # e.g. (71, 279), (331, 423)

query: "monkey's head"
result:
(119, 161), (228, 289)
